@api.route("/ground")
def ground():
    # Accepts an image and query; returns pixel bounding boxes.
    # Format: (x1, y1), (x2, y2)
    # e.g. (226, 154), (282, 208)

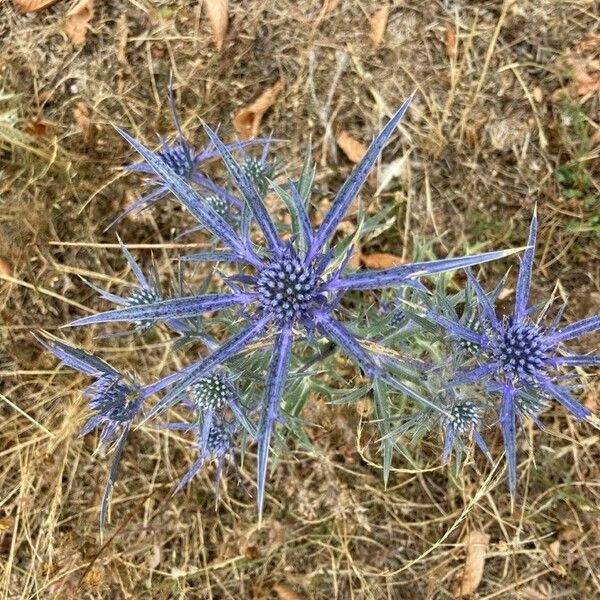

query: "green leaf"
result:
(373, 377), (403, 487)
(298, 142), (315, 206)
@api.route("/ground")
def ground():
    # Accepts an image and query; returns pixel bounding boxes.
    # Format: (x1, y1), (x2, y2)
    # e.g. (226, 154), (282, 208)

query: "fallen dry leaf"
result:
(361, 252), (403, 269)
(73, 102), (93, 142)
(205, 0), (228, 51)
(577, 34), (600, 54)
(336, 129), (367, 163)
(116, 13), (128, 64)
(0, 516), (15, 532)
(151, 42), (166, 59)
(584, 388), (598, 412)
(558, 527), (580, 542)
(63, 0), (94, 47)
(322, 0), (340, 13)
(445, 24), (457, 60)
(574, 69), (600, 96)
(273, 585), (304, 600)
(453, 530), (490, 598)
(0, 256), (12, 277)
(233, 79), (284, 139)
(369, 7), (389, 49)
(532, 87), (543, 103)
(14, 0), (60, 12)
(347, 245), (362, 270)
(566, 57), (600, 96)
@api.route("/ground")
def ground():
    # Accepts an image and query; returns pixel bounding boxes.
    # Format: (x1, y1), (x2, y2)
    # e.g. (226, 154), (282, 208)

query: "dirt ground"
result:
(1, 0), (599, 598)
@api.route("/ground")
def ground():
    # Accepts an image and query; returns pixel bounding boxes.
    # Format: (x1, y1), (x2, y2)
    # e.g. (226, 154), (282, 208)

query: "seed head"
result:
(158, 145), (195, 178)
(495, 321), (547, 380)
(189, 374), (231, 411)
(256, 249), (324, 323)
(125, 288), (161, 328)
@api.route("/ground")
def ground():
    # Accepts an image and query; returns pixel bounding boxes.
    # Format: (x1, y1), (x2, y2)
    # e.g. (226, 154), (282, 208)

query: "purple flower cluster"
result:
(426, 212), (600, 495)
(37, 83), (599, 529)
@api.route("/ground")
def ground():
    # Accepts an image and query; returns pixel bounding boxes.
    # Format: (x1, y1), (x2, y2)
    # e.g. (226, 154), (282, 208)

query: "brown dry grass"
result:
(1, 1), (599, 598)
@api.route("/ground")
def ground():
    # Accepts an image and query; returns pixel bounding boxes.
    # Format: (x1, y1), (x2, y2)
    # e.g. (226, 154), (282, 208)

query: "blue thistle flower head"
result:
(393, 365), (491, 470)
(164, 415), (238, 499)
(34, 332), (145, 530)
(440, 396), (490, 466)
(254, 243), (328, 325)
(188, 373), (234, 412)
(205, 417), (233, 457)
(35, 333), (144, 439)
(458, 314), (483, 356)
(111, 79), (270, 228)
(514, 388), (550, 422)
(492, 318), (549, 380)
(156, 138), (196, 179)
(89, 373), (138, 424)
(427, 210), (600, 496)
(203, 194), (231, 220)
(125, 288), (162, 328)
(83, 373), (141, 442)
(235, 134), (279, 198)
(239, 155), (276, 197)
(58, 91), (522, 519)
(81, 237), (191, 335)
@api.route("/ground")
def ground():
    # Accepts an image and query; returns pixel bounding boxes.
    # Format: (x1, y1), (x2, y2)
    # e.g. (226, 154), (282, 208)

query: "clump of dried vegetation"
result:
(1, 1), (599, 598)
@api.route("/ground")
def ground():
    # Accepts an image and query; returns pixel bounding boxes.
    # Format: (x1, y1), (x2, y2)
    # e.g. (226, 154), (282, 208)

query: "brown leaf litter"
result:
(63, 0), (94, 47)
(335, 128), (367, 163)
(453, 530), (491, 597)
(232, 79), (284, 139)
(205, 0), (228, 51)
(369, 7), (389, 49)
(14, 0), (60, 12)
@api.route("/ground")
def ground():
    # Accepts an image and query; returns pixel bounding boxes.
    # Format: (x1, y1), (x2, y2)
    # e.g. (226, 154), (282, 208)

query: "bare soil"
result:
(1, 1), (599, 598)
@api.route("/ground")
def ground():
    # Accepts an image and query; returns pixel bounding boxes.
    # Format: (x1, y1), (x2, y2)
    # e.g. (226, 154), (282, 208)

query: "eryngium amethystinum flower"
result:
(35, 332), (145, 530)
(172, 416), (237, 497)
(65, 92), (520, 517)
(176, 146), (278, 238)
(426, 212), (600, 495)
(389, 368), (491, 471)
(164, 376), (241, 498)
(189, 373), (233, 411)
(111, 80), (264, 228)
(239, 149), (277, 198)
(81, 236), (194, 335)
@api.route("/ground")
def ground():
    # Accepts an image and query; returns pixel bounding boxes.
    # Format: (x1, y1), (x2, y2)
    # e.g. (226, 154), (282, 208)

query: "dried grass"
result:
(1, 0), (599, 598)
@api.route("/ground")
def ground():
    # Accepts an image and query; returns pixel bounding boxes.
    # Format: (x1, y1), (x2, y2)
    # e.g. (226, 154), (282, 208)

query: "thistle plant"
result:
(38, 86), (599, 529)
(423, 212), (600, 494)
